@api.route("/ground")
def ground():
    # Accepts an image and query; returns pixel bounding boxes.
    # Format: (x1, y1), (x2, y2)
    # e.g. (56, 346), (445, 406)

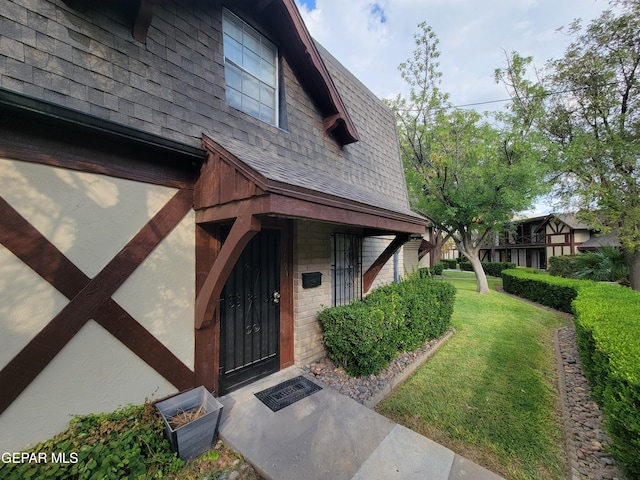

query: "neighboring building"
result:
(480, 213), (598, 269)
(0, 0), (426, 450)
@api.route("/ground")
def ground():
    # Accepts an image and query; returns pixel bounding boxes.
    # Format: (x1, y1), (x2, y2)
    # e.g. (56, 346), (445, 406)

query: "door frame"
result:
(194, 218), (293, 396)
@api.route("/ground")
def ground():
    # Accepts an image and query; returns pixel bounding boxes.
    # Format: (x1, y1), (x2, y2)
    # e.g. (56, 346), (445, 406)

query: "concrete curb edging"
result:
(364, 328), (456, 409)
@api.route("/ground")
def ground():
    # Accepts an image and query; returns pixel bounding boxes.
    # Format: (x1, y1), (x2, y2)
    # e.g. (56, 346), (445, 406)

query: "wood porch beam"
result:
(362, 234), (410, 293)
(195, 215), (262, 330)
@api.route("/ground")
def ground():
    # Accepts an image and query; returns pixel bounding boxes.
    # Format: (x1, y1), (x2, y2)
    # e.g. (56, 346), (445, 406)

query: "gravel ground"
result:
(557, 326), (623, 480)
(304, 323), (625, 480)
(302, 333), (449, 406)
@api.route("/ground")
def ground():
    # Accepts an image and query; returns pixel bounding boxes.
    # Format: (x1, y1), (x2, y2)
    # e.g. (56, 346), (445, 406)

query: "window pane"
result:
(243, 48), (261, 77)
(225, 63), (242, 90)
(242, 95), (260, 118)
(226, 87), (242, 110)
(243, 27), (261, 55)
(259, 104), (275, 124)
(224, 35), (242, 65)
(222, 8), (279, 126)
(242, 71), (260, 101)
(261, 43), (276, 66)
(258, 60), (275, 86)
(223, 11), (243, 41)
(260, 83), (275, 108)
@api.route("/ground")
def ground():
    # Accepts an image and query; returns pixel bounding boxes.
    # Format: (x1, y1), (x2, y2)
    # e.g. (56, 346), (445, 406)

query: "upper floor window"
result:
(223, 9), (278, 125)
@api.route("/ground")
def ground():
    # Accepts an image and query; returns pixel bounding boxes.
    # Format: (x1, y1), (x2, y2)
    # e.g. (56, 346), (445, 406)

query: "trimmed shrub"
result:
(318, 274), (455, 377)
(459, 261), (516, 277)
(502, 269), (640, 476)
(573, 285), (640, 478)
(441, 259), (457, 269)
(459, 261), (473, 271)
(547, 254), (580, 278)
(419, 262), (444, 276)
(501, 269), (584, 313)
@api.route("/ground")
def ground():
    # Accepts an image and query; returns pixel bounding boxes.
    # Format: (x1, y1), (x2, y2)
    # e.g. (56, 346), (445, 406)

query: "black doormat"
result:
(254, 376), (322, 412)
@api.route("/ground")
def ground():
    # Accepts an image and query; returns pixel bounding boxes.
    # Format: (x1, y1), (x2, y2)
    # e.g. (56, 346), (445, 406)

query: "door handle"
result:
(272, 291), (280, 304)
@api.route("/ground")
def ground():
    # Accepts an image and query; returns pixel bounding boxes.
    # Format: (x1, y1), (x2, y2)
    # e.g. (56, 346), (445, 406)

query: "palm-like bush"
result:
(572, 247), (628, 282)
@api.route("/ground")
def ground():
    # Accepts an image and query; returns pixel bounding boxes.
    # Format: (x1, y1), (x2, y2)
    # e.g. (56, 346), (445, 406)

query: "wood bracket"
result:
(362, 234), (410, 293)
(194, 215), (262, 329)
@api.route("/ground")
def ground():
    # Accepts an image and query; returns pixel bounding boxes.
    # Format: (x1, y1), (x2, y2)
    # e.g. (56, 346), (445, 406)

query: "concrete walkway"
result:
(218, 367), (504, 480)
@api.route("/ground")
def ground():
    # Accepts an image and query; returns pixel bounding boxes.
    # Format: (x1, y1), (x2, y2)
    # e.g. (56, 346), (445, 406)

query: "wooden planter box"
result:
(155, 386), (223, 461)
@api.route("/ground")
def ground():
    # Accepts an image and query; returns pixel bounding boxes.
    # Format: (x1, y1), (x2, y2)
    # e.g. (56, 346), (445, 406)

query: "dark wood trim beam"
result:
(94, 301), (194, 390)
(195, 215), (262, 330)
(0, 190), (194, 413)
(195, 196), (270, 224)
(194, 225), (220, 392)
(362, 234), (410, 293)
(269, 193), (425, 234)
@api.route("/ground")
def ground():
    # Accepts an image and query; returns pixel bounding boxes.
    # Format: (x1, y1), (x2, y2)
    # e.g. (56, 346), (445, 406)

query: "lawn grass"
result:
(376, 279), (567, 480)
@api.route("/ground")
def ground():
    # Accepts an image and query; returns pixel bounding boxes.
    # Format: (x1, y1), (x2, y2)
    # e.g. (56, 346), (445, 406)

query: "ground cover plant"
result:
(0, 402), (256, 480)
(376, 278), (566, 480)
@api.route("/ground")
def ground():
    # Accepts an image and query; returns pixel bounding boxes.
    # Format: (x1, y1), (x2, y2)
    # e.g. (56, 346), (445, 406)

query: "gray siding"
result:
(1, 0), (412, 215)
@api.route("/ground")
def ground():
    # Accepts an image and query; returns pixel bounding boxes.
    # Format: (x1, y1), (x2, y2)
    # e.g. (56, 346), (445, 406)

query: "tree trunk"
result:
(431, 230), (444, 266)
(465, 248), (490, 293)
(625, 250), (640, 291)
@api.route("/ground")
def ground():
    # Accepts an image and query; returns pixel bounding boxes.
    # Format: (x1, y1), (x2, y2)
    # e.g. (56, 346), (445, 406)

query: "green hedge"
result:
(502, 269), (640, 477)
(419, 262), (444, 276)
(459, 261), (516, 277)
(441, 259), (457, 269)
(501, 269), (585, 313)
(318, 274), (455, 377)
(547, 254), (580, 278)
(573, 285), (640, 477)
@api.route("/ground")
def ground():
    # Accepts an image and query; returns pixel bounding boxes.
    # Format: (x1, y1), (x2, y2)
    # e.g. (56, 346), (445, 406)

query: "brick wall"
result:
(293, 222), (403, 366)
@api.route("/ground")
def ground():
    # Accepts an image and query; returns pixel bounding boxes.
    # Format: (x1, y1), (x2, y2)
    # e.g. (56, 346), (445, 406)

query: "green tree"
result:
(389, 23), (548, 293)
(496, 0), (640, 289)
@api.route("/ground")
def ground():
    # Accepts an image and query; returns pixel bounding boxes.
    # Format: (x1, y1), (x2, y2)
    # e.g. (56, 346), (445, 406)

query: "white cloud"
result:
(296, 0), (612, 108)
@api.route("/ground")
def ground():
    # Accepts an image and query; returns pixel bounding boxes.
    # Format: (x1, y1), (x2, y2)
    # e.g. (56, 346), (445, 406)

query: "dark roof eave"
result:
(0, 88), (207, 164)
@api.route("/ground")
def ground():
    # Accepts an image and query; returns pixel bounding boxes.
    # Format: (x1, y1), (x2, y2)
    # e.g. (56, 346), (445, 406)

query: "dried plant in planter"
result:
(167, 405), (205, 429)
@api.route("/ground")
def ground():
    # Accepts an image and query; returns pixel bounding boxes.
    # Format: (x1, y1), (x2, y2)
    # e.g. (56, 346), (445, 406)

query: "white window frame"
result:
(222, 9), (279, 126)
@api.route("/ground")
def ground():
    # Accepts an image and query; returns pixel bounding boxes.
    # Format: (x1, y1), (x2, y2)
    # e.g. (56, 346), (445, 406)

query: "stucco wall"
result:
(0, 157), (194, 451)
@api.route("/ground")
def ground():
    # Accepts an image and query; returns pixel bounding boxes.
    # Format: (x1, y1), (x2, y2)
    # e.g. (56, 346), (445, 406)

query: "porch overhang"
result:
(196, 135), (426, 235)
(193, 135), (427, 329)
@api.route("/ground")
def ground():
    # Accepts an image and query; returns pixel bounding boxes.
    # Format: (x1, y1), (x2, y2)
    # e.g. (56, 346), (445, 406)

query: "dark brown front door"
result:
(219, 229), (280, 394)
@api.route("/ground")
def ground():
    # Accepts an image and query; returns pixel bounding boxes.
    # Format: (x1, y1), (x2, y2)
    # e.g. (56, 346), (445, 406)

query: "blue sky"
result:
(295, 0), (611, 107)
(294, 0), (613, 214)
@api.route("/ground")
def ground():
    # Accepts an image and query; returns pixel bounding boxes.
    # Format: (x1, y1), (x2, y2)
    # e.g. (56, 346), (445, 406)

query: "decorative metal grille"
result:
(332, 233), (362, 306)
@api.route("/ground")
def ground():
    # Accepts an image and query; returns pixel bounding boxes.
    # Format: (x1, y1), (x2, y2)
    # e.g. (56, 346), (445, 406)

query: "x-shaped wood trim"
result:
(0, 190), (194, 414)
